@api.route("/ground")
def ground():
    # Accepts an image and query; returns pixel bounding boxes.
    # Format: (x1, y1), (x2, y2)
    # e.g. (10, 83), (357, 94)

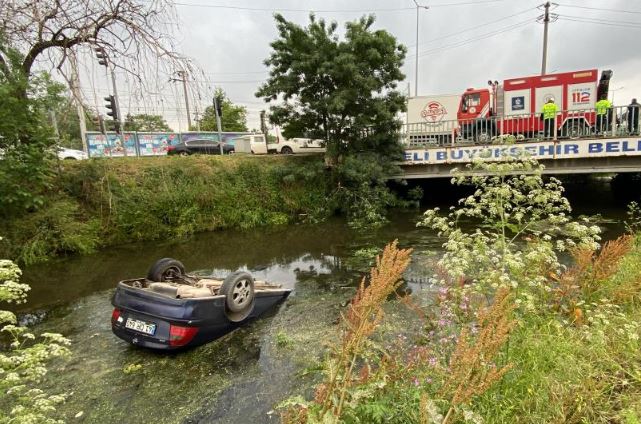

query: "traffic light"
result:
(95, 47), (108, 67)
(104, 95), (120, 133)
(105, 95), (118, 121)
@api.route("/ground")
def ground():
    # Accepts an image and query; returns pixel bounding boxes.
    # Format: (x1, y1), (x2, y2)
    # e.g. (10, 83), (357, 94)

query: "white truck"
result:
(406, 94), (461, 145)
(234, 133), (326, 155)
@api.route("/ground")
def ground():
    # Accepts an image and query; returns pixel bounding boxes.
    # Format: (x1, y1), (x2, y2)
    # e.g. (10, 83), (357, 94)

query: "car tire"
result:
(220, 271), (255, 322)
(179, 151), (189, 157)
(280, 146), (293, 155)
(147, 258), (185, 282)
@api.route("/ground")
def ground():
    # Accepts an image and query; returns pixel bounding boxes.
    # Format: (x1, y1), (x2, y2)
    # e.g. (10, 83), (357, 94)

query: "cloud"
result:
(81, 0), (641, 131)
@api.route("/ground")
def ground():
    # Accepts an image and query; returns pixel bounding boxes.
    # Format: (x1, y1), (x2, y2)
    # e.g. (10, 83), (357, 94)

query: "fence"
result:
(402, 104), (641, 148)
(85, 131), (253, 158)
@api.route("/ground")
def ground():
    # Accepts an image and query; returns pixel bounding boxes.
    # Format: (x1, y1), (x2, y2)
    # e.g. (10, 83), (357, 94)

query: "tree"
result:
(0, 1), (191, 110)
(53, 97), (98, 150)
(197, 89), (248, 132)
(256, 14), (408, 227)
(124, 114), (173, 132)
(256, 14), (407, 162)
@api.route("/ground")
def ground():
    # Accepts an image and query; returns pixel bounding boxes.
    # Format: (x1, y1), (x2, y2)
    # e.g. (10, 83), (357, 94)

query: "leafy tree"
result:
(53, 98), (98, 150)
(257, 14), (408, 227)
(256, 14), (407, 162)
(124, 113), (173, 132)
(197, 89), (248, 132)
(0, 43), (63, 217)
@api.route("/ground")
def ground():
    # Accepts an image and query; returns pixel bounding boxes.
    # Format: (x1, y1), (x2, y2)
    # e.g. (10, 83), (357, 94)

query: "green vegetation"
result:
(197, 88), (249, 132)
(257, 14), (408, 228)
(281, 158), (641, 423)
(0, 155), (330, 265)
(0, 255), (71, 423)
(123, 113), (173, 132)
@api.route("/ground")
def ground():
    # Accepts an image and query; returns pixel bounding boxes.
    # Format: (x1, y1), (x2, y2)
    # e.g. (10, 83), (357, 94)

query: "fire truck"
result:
(408, 69), (613, 143)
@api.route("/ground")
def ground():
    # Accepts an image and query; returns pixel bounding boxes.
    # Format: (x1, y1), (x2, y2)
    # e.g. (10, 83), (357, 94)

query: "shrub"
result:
(0, 254), (71, 423)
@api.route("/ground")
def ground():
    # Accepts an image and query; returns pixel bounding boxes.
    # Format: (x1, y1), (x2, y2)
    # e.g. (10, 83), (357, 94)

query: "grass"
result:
(0, 155), (330, 264)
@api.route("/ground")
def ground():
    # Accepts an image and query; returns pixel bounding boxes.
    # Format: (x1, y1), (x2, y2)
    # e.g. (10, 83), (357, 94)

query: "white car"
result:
(57, 147), (88, 160)
(272, 137), (326, 155)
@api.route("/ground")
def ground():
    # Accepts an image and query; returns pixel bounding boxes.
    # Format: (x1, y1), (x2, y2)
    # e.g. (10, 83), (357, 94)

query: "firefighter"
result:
(541, 98), (558, 139)
(627, 98), (640, 135)
(595, 94), (613, 135)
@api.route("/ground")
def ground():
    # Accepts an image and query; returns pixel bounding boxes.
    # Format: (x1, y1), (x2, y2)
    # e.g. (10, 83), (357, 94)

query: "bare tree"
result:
(0, 0), (193, 95)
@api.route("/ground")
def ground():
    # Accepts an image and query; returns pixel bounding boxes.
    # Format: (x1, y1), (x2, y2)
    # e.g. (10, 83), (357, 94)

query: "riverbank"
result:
(0, 155), (330, 265)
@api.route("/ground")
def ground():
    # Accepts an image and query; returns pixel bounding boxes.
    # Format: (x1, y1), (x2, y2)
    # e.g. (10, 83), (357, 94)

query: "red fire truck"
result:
(457, 69), (613, 142)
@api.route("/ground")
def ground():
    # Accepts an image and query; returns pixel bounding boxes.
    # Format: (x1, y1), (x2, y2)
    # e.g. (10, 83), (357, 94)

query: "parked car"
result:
(111, 258), (292, 350)
(167, 139), (235, 155)
(239, 134), (326, 155)
(57, 147), (88, 160)
(273, 137), (326, 155)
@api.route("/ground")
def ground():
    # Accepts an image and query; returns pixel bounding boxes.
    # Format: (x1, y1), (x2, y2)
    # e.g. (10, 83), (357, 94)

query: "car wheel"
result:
(147, 258), (185, 282)
(220, 271), (255, 322)
(179, 151), (189, 157)
(280, 146), (293, 155)
(228, 150), (235, 155)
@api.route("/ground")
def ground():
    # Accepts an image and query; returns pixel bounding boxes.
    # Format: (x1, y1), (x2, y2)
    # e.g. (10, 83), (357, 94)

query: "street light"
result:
(610, 86), (624, 106)
(413, 0), (429, 97)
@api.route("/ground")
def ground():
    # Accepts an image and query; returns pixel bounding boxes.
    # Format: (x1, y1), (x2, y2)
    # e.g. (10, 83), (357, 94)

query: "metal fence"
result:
(402, 104), (641, 148)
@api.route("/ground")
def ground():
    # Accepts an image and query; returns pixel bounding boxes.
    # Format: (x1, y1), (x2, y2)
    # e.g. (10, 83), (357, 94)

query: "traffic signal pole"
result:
(109, 66), (122, 135)
(213, 94), (223, 155)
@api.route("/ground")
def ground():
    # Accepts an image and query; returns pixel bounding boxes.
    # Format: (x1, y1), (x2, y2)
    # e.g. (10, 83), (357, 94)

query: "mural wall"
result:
(85, 131), (252, 158)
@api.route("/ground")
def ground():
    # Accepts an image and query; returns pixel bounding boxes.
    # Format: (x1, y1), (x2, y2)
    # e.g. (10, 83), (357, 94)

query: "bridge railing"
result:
(402, 104), (640, 148)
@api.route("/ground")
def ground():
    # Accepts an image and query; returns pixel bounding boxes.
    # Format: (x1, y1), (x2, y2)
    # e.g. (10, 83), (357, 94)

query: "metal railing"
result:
(402, 104), (641, 148)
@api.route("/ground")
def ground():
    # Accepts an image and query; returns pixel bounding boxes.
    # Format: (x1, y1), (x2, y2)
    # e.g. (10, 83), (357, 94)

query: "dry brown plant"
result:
(554, 235), (634, 320)
(440, 287), (515, 424)
(313, 240), (412, 419)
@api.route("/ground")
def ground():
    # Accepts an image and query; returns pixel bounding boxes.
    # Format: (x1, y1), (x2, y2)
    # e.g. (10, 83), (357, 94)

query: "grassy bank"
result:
(0, 155), (329, 264)
(279, 160), (641, 423)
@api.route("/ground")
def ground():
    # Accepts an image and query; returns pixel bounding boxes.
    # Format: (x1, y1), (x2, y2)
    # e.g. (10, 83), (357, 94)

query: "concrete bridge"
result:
(400, 137), (641, 179)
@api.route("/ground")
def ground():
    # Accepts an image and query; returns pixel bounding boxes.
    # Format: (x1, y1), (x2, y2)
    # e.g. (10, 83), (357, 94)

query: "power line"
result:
(559, 13), (641, 27)
(405, 6), (538, 48)
(557, 4), (641, 15)
(170, 0), (504, 13)
(412, 17), (535, 58)
(558, 16), (641, 29)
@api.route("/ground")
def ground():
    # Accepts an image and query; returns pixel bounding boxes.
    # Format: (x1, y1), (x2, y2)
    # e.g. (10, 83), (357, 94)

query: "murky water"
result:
(16, 178), (629, 423)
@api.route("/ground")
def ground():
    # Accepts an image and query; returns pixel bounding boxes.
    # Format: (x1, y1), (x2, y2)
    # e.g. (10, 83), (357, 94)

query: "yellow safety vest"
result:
(542, 102), (558, 120)
(595, 99), (612, 116)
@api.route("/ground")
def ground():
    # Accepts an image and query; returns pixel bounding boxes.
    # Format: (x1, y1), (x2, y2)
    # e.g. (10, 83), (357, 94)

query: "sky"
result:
(77, 0), (641, 132)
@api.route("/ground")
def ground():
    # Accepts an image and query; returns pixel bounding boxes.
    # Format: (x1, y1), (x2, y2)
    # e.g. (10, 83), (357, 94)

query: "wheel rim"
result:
(162, 266), (181, 280)
(231, 279), (252, 307)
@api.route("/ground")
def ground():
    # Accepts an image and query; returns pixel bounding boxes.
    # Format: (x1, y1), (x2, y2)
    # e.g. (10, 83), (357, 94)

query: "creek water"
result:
(15, 178), (628, 423)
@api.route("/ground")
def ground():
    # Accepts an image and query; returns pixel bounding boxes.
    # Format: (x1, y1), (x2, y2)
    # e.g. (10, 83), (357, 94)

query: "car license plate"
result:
(125, 318), (156, 335)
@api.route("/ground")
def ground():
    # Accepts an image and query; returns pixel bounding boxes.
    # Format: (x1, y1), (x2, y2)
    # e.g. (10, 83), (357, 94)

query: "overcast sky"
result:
(81, 0), (641, 132)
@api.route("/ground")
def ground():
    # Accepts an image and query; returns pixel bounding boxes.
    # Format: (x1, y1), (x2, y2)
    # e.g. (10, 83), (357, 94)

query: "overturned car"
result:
(111, 258), (291, 350)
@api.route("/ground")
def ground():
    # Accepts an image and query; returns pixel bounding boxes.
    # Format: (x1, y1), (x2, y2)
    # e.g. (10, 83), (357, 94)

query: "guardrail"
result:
(402, 104), (641, 148)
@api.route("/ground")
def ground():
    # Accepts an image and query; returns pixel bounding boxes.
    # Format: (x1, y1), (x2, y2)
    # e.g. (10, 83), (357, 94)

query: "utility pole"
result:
(212, 92), (224, 154)
(69, 52), (88, 153)
(176, 71), (192, 130)
(260, 110), (269, 152)
(412, 1), (428, 97)
(538, 2), (557, 76)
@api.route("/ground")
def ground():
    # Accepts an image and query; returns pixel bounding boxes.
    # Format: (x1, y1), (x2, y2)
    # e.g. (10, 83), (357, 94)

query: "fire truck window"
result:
(462, 93), (481, 111)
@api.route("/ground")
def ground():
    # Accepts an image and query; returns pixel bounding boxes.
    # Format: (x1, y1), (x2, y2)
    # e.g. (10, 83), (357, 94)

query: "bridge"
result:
(399, 104), (641, 179)
(401, 137), (641, 179)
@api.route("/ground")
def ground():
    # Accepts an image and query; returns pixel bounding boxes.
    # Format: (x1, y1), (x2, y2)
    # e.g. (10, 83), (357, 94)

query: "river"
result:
(14, 177), (629, 423)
